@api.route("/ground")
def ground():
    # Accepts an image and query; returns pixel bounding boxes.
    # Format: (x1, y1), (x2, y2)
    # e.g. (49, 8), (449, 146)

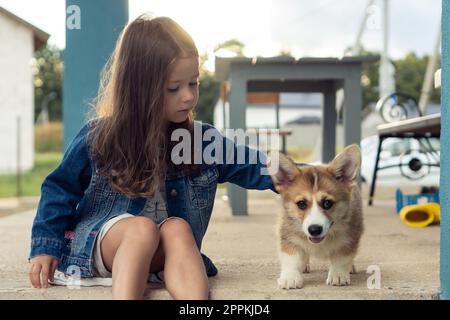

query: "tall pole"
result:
(381, 0), (389, 97)
(352, 0), (376, 56)
(419, 22), (442, 115)
(379, 0), (395, 100)
(16, 115), (21, 197)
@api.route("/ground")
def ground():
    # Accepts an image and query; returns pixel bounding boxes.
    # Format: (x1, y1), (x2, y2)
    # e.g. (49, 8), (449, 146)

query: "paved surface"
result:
(0, 186), (440, 300)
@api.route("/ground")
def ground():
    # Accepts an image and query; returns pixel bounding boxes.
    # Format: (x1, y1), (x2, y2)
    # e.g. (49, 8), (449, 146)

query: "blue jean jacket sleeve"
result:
(215, 130), (277, 193)
(29, 122), (92, 260)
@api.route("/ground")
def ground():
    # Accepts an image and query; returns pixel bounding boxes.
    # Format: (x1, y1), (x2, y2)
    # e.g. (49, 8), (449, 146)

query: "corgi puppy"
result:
(267, 145), (363, 289)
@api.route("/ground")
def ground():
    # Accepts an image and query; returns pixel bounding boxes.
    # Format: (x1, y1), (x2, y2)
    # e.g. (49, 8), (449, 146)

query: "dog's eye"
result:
(297, 200), (308, 210)
(321, 199), (334, 210)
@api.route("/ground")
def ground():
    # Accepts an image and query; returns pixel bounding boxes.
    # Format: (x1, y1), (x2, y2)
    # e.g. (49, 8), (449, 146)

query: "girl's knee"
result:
(160, 218), (195, 245)
(160, 218), (192, 236)
(123, 216), (160, 243)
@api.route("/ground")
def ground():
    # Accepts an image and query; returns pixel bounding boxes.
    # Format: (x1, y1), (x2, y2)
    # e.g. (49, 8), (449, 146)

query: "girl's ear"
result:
(267, 151), (299, 192)
(329, 144), (361, 183)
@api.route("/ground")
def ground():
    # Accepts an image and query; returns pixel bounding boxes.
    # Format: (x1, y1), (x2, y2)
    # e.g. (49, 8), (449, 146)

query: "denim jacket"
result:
(29, 120), (276, 277)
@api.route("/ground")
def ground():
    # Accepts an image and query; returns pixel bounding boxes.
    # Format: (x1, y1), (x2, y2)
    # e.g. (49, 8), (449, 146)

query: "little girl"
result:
(28, 15), (275, 300)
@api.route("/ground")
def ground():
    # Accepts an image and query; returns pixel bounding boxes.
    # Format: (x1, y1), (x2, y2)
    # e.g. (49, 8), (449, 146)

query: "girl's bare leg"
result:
(159, 218), (209, 300)
(100, 216), (163, 300)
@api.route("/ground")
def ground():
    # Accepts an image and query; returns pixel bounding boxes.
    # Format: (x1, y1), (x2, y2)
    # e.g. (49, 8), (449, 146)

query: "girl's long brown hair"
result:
(86, 15), (199, 198)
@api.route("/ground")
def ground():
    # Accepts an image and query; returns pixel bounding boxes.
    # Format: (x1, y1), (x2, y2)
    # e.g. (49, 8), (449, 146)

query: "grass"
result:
(1, 122), (64, 198)
(34, 122), (63, 153)
(0, 152), (62, 198)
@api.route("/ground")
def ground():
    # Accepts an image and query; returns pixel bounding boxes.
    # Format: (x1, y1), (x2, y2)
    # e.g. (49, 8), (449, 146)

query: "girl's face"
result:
(164, 56), (200, 123)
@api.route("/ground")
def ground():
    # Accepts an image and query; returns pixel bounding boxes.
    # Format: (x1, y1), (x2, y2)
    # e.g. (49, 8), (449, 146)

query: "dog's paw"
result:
(326, 268), (351, 286)
(278, 271), (304, 289)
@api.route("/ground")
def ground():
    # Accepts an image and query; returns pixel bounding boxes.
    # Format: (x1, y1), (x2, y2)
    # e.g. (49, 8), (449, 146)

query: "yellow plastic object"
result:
(399, 203), (440, 228)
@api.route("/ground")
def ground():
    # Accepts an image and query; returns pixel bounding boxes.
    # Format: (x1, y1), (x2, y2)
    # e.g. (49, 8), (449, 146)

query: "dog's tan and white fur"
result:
(268, 145), (364, 289)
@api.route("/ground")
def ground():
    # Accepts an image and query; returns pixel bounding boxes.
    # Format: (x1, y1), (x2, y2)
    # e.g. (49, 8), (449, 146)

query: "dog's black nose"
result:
(308, 225), (323, 236)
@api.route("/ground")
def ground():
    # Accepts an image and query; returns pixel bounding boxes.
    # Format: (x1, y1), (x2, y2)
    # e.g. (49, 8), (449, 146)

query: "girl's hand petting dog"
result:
(29, 255), (58, 288)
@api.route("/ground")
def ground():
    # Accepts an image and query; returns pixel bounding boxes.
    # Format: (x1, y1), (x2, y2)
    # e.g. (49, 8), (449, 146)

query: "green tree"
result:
(33, 45), (63, 123)
(195, 71), (220, 124)
(192, 51), (219, 124)
(194, 39), (246, 124)
(360, 51), (380, 112)
(355, 49), (441, 114)
(214, 39), (245, 56)
(394, 52), (441, 105)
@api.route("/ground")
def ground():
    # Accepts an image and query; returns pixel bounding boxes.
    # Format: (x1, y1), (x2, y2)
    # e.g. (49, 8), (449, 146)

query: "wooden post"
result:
(16, 115), (21, 197)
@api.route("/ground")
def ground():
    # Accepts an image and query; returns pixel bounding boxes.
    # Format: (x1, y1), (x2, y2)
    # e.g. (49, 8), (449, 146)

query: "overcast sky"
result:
(0, 0), (442, 65)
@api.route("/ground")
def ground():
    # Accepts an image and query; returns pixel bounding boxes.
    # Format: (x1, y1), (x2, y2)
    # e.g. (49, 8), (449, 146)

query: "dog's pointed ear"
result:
(266, 151), (299, 192)
(329, 144), (361, 183)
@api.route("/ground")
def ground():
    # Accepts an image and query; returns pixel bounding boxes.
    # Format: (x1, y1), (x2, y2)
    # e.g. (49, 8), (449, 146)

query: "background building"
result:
(0, 6), (49, 174)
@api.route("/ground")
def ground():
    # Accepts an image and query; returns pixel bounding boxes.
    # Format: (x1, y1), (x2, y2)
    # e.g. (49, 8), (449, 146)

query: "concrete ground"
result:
(0, 185), (440, 300)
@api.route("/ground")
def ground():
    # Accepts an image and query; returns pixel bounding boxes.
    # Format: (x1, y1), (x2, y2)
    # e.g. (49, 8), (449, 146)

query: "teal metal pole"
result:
(441, 0), (449, 300)
(63, 0), (128, 150)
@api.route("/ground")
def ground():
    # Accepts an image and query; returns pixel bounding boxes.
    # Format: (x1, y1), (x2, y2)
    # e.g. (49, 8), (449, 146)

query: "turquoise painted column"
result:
(63, 0), (128, 150)
(228, 65), (248, 215)
(441, 0), (449, 300)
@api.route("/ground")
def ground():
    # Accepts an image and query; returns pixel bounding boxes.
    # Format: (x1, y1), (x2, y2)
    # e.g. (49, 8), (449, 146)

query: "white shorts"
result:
(92, 213), (177, 280)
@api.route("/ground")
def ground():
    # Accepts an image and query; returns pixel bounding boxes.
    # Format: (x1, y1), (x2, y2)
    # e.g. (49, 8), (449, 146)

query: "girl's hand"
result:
(29, 255), (58, 288)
